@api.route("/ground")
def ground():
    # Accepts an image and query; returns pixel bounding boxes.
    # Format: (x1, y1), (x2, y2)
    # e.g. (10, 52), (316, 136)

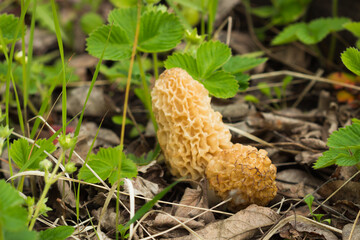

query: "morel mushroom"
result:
(151, 68), (277, 208)
(206, 143), (277, 210)
(151, 68), (232, 180)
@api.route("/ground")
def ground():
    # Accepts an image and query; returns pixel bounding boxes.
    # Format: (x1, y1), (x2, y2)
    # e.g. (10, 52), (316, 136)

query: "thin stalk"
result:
(29, 151), (65, 230)
(200, 0), (206, 36)
(328, 0), (338, 62)
(117, 1), (141, 238)
(24, 0), (38, 135)
(137, 53), (158, 132)
(50, 0), (67, 136)
(152, 53), (159, 80)
(0, 30), (14, 185)
(20, 0), (28, 136)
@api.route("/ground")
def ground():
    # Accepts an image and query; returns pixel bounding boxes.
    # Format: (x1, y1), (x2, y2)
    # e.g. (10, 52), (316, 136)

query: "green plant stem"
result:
(137, 53), (158, 132)
(117, 1), (141, 238)
(29, 151), (65, 230)
(328, 0), (338, 62)
(50, 0), (67, 136)
(200, 0), (206, 36)
(152, 53), (159, 80)
(20, 0), (28, 136)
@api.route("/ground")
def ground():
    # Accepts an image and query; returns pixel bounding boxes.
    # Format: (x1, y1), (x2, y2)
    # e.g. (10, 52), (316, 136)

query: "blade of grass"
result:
(50, 0), (67, 136)
(24, 0), (38, 136)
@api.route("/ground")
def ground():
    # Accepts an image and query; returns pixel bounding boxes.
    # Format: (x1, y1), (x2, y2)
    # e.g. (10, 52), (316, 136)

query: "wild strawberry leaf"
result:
(196, 41), (231, 78)
(86, 25), (132, 61)
(0, 14), (20, 43)
(344, 22), (360, 38)
(38, 226), (74, 240)
(0, 180), (28, 232)
(272, 22), (306, 45)
(235, 73), (250, 91)
(108, 7), (138, 42)
(164, 52), (199, 78)
(164, 41), (239, 98)
(9, 138), (56, 172)
(222, 56), (267, 73)
(341, 47), (360, 76)
(314, 119), (360, 169)
(202, 71), (238, 98)
(78, 146), (137, 184)
(138, 10), (183, 52)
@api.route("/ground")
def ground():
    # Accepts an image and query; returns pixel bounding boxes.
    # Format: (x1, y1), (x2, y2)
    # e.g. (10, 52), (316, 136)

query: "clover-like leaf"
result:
(86, 25), (132, 61)
(78, 146), (137, 184)
(164, 53), (199, 78)
(38, 226), (75, 240)
(138, 10), (183, 52)
(235, 73), (250, 91)
(202, 71), (238, 98)
(10, 138), (56, 172)
(223, 56), (267, 74)
(196, 41), (231, 78)
(341, 47), (360, 76)
(314, 119), (360, 169)
(0, 14), (20, 43)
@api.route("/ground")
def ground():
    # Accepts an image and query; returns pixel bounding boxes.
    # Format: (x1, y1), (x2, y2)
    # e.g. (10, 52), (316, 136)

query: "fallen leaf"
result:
(175, 187), (214, 224)
(171, 204), (279, 240)
(280, 220), (338, 240)
(342, 223), (360, 240)
(336, 90), (355, 103)
(318, 180), (360, 205)
(152, 213), (205, 229)
(327, 72), (356, 90)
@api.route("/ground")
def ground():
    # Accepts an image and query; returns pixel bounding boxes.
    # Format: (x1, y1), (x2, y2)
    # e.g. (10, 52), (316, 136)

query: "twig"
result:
(348, 210), (360, 240)
(251, 70), (360, 91)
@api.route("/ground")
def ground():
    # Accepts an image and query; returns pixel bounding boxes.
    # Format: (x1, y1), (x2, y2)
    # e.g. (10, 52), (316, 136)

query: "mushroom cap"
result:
(206, 143), (277, 210)
(151, 68), (232, 180)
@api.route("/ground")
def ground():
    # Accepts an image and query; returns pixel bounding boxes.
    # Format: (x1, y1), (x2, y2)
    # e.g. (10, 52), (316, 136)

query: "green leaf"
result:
(0, 14), (20, 43)
(202, 71), (238, 98)
(80, 12), (104, 35)
(272, 22), (306, 45)
(112, 116), (134, 125)
(244, 94), (260, 104)
(10, 138), (56, 171)
(108, 8), (138, 42)
(164, 53), (199, 78)
(234, 73), (250, 91)
(110, 0), (137, 8)
(138, 10), (183, 52)
(86, 25), (132, 61)
(344, 22), (360, 38)
(341, 47), (360, 76)
(4, 229), (38, 240)
(314, 120), (360, 169)
(78, 146), (137, 184)
(127, 144), (160, 166)
(0, 180), (28, 232)
(222, 56), (267, 73)
(196, 41), (231, 78)
(257, 82), (271, 98)
(251, 6), (276, 18)
(38, 226), (75, 240)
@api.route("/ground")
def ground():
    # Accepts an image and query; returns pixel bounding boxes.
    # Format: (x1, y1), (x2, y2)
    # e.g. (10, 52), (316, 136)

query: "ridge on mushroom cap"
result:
(151, 68), (232, 180)
(206, 143), (277, 211)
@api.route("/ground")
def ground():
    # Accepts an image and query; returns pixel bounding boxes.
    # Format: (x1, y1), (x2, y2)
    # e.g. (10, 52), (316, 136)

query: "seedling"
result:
(304, 194), (331, 224)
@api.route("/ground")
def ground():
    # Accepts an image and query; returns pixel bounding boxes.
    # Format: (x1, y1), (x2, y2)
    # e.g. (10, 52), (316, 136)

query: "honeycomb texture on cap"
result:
(151, 68), (232, 180)
(206, 143), (277, 210)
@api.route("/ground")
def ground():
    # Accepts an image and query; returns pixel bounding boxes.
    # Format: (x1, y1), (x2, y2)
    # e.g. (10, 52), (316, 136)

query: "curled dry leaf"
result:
(170, 204), (279, 240)
(152, 213), (205, 229)
(174, 187), (214, 224)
